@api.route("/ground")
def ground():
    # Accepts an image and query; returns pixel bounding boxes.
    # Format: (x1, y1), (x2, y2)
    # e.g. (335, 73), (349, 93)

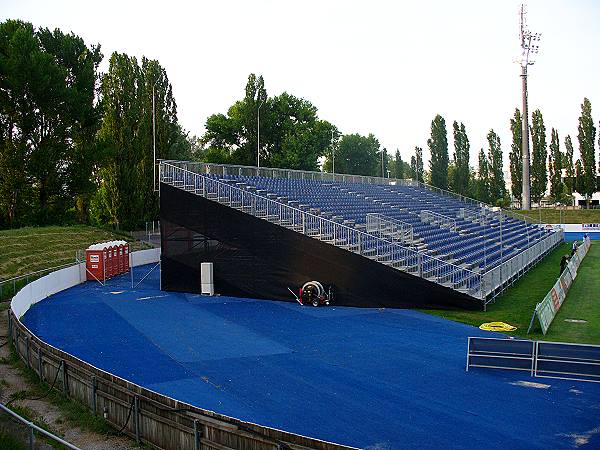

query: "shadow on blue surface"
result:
(22, 265), (600, 449)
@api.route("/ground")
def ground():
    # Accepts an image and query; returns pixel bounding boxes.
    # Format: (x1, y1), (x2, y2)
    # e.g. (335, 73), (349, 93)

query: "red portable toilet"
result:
(124, 243), (130, 272)
(118, 242), (124, 274)
(103, 246), (108, 280)
(86, 244), (105, 281)
(106, 244), (114, 279)
(113, 245), (119, 275)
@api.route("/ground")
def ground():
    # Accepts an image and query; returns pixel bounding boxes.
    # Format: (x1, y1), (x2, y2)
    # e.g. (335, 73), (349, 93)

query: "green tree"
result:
(394, 149), (404, 179)
(410, 146), (424, 182)
(487, 130), (505, 204)
(427, 114), (449, 189)
(548, 128), (564, 202)
(451, 121), (470, 196)
(577, 98), (596, 206)
(0, 20), (103, 227)
(476, 148), (490, 203)
(574, 159), (584, 200)
(203, 74), (335, 171)
(509, 108), (523, 203)
(332, 133), (380, 176)
(94, 52), (181, 229)
(564, 135), (574, 195)
(530, 109), (547, 204)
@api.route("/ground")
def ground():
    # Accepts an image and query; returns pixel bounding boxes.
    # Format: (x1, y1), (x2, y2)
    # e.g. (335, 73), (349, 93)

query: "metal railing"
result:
(160, 162), (485, 299)
(160, 159), (418, 187)
(366, 213), (414, 244)
(480, 228), (563, 306)
(420, 210), (457, 231)
(160, 160), (542, 226)
(0, 403), (81, 449)
(0, 261), (78, 301)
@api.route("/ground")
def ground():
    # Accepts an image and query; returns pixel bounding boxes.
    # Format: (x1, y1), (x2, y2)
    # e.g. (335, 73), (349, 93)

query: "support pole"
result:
(134, 395), (140, 444)
(91, 376), (97, 415)
(38, 346), (43, 380)
(521, 64), (531, 210)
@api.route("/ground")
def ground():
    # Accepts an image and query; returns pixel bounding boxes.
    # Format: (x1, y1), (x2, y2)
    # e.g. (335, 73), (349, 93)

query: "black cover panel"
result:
(160, 183), (480, 309)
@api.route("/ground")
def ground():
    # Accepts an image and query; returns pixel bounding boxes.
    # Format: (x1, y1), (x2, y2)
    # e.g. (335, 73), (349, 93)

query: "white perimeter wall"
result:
(11, 248), (161, 319)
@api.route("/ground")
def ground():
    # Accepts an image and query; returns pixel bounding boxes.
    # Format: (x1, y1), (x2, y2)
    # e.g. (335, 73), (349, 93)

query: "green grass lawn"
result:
(516, 208), (600, 224)
(0, 225), (149, 281)
(422, 242), (600, 344)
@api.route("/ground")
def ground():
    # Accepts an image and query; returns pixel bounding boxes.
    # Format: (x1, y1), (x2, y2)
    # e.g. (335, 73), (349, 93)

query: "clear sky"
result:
(2, 0), (599, 168)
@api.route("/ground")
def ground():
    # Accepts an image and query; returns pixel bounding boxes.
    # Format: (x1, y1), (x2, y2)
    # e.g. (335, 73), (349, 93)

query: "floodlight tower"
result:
(518, 4), (541, 210)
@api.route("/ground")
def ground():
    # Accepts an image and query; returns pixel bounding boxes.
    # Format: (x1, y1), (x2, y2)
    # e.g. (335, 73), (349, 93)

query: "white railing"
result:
(160, 162), (484, 300)
(365, 213), (414, 244)
(420, 210), (457, 231)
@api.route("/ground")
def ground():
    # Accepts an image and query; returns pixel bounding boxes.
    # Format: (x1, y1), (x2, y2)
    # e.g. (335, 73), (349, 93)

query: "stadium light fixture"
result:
(518, 3), (542, 210)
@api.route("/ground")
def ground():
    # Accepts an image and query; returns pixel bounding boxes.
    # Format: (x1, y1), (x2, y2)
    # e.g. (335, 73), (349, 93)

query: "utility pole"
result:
(518, 4), (541, 210)
(381, 148), (385, 178)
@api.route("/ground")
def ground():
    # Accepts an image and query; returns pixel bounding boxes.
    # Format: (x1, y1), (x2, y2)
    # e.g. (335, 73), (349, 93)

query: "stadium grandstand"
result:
(159, 160), (562, 310)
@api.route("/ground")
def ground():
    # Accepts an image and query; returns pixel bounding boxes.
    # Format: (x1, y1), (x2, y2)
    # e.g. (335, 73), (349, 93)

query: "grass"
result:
(422, 242), (600, 344)
(516, 208), (600, 224)
(0, 225), (150, 287)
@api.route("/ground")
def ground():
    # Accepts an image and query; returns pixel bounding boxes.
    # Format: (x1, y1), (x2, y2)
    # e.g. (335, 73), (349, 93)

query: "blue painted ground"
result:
(22, 266), (600, 449)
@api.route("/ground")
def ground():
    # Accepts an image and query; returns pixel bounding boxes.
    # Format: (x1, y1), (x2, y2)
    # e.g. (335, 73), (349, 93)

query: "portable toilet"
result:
(106, 244), (114, 278)
(86, 244), (105, 281)
(124, 243), (130, 272)
(113, 244), (119, 275)
(118, 242), (124, 274)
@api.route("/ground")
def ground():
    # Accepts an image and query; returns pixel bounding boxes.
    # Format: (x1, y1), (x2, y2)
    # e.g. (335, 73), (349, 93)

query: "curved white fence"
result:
(11, 248), (161, 319)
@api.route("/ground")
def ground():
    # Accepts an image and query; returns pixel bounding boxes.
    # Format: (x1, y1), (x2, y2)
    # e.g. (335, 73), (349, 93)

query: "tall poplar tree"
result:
(530, 109), (547, 204)
(509, 108), (523, 202)
(427, 115), (449, 189)
(451, 121), (470, 196)
(476, 148), (490, 203)
(394, 149), (404, 179)
(577, 98), (596, 206)
(548, 128), (563, 202)
(564, 135), (574, 195)
(574, 159), (584, 199)
(94, 52), (181, 229)
(487, 130), (505, 204)
(410, 146), (424, 182)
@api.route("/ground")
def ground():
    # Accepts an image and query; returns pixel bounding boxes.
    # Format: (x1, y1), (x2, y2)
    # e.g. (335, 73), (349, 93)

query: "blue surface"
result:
(22, 266), (600, 449)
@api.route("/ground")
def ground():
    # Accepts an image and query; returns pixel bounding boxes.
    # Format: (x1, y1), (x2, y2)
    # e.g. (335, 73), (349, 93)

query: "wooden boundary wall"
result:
(7, 256), (353, 450)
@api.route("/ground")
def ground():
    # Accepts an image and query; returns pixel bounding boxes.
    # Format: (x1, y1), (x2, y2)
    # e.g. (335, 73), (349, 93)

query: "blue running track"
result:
(22, 266), (600, 449)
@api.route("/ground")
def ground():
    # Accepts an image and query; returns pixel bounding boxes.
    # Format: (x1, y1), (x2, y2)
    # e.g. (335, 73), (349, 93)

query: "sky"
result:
(2, 0), (599, 169)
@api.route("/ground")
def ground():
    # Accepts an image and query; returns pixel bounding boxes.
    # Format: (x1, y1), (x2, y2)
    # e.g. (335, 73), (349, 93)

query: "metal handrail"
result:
(160, 159), (418, 187)
(366, 213), (414, 243)
(0, 261), (79, 300)
(0, 403), (81, 450)
(160, 163), (484, 299)
(420, 210), (457, 231)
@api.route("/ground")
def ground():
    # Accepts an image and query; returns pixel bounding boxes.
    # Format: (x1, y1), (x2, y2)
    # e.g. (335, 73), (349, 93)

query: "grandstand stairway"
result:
(159, 161), (563, 309)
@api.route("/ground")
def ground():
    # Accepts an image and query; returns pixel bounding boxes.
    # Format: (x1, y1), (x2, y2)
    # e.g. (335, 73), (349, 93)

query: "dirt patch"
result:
(0, 304), (136, 450)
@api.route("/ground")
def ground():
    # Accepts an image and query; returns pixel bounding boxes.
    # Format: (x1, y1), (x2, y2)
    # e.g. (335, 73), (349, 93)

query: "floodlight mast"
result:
(518, 4), (541, 210)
